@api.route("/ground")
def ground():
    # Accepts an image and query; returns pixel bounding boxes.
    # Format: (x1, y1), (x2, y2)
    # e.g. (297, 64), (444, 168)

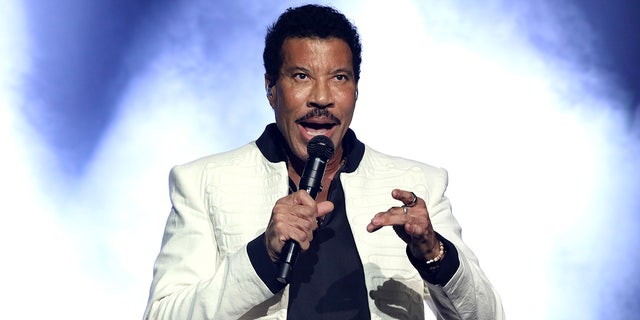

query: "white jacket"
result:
(144, 140), (504, 319)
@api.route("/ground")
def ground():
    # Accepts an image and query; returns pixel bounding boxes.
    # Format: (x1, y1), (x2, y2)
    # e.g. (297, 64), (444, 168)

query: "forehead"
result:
(280, 37), (353, 68)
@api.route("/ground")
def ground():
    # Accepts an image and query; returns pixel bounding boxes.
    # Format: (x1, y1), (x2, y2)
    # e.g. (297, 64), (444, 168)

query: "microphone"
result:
(277, 135), (335, 284)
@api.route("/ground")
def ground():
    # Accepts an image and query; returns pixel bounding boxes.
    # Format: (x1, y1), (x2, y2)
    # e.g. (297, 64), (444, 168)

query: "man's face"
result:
(266, 37), (357, 162)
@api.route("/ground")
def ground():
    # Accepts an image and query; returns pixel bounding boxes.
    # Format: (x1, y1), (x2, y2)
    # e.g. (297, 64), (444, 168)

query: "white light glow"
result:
(2, 0), (638, 319)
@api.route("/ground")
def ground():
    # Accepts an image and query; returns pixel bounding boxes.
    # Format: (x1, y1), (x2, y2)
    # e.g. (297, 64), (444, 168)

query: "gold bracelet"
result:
(425, 241), (445, 264)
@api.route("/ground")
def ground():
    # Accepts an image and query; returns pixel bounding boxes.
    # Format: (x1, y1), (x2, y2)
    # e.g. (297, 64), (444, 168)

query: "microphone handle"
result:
(277, 240), (299, 283)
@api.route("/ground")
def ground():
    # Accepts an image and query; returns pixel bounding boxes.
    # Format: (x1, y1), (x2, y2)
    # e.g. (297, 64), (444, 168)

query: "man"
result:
(144, 4), (504, 319)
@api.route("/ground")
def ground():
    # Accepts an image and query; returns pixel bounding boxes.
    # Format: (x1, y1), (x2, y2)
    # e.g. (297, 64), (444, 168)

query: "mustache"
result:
(295, 108), (342, 125)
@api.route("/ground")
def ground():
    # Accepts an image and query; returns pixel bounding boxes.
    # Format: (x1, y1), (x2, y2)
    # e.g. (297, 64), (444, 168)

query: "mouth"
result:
(295, 109), (341, 137)
(297, 119), (337, 136)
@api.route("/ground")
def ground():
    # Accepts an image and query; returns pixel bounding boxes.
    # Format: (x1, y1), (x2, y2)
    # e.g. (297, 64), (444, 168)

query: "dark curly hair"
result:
(263, 4), (362, 86)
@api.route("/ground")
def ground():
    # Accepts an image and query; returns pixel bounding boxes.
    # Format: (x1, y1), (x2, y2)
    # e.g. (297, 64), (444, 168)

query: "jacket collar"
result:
(256, 123), (364, 173)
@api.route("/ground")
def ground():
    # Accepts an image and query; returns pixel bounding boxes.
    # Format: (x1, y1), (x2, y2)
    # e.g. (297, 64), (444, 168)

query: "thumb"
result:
(316, 201), (335, 218)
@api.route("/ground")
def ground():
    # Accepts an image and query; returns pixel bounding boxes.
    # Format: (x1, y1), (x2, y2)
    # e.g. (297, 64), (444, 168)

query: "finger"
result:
(366, 207), (408, 232)
(288, 211), (318, 234)
(290, 194), (329, 232)
(277, 193), (319, 221)
(391, 189), (420, 206)
(270, 202), (316, 236)
(286, 227), (314, 251)
(366, 211), (386, 232)
(272, 201), (314, 224)
(316, 201), (334, 219)
(292, 189), (316, 208)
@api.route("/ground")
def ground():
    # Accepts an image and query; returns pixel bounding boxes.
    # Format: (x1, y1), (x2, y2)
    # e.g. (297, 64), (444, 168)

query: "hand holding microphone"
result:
(266, 135), (335, 284)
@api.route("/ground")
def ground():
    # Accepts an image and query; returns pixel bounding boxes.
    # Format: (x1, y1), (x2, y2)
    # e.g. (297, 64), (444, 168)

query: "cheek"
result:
(276, 108), (297, 126)
(338, 98), (357, 120)
(336, 88), (357, 107)
(276, 90), (301, 114)
(273, 105), (299, 136)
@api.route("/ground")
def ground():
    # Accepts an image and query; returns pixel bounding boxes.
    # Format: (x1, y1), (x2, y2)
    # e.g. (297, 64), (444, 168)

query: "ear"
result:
(265, 74), (276, 107)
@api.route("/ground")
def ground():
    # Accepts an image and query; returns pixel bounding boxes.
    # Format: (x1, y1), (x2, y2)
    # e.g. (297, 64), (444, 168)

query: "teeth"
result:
(306, 128), (328, 136)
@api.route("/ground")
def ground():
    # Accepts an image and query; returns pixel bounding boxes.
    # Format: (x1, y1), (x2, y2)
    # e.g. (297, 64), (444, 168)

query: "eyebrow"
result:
(283, 66), (354, 77)
(332, 68), (355, 77)
(283, 66), (312, 74)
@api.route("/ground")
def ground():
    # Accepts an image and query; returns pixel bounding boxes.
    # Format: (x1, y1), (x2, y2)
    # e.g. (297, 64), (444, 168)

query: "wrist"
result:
(425, 240), (445, 264)
(406, 234), (460, 285)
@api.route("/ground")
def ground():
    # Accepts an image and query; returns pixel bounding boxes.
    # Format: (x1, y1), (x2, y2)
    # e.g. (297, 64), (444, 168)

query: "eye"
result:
(335, 74), (349, 81)
(294, 73), (308, 80)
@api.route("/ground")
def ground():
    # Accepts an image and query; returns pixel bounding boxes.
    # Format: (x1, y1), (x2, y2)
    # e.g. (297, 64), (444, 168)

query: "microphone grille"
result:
(307, 135), (335, 160)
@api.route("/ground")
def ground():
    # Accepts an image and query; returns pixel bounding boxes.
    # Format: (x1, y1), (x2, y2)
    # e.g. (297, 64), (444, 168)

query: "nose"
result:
(308, 79), (333, 109)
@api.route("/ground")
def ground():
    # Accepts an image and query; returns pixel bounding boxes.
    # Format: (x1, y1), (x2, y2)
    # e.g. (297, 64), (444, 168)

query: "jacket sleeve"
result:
(424, 168), (505, 320)
(143, 164), (276, 320)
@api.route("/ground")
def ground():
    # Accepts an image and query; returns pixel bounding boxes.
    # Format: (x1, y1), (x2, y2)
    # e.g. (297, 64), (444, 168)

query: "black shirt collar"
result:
(255, 123), (364, 173)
